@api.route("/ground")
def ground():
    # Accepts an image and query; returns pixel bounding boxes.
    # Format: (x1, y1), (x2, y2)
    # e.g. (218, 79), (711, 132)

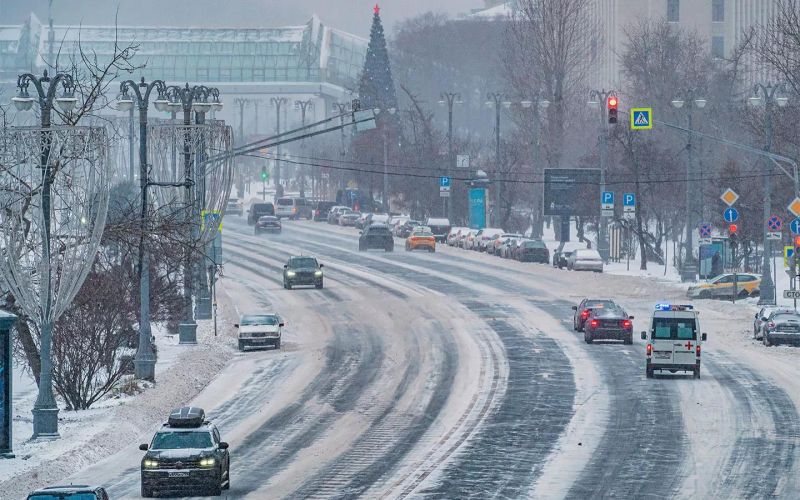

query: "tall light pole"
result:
(332, 101), (351, 196)
(270, 97), (288, 197)
(750, 82), (789, 306)
(165, 83), (208, 344)
(486, 92), (510, 227)
(374, 106), (397, 212)
(521, 94), (551, 237)
(116, 77), (169, 382)
(671, 91), (707, 282)
(439, 92), (461, 220)
(295, 99), (314, 198)
(12, 69), (78, 439)
(588, 89), (617, 261)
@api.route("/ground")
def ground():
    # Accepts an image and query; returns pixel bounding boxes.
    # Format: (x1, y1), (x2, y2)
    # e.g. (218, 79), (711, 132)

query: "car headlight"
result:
(143, 459), (159, 468)
(200, 457), (216, 467)
(315, 270), (323, 276)
(286, 271), (296, 276)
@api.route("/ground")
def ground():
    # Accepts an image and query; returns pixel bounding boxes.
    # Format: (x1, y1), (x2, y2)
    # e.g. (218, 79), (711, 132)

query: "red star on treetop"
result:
(374, 4), (380, 15)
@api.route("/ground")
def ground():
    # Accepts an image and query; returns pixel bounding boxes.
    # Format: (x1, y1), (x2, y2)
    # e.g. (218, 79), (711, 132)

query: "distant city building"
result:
(591, 0), (778, 89)
(0, 13), (367, 131)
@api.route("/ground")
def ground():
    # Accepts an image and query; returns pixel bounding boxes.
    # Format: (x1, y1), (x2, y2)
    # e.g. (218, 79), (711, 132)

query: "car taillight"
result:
(590, 319), (599, 328)
(581, 310), (590, 319)
(622, 320), (632, 329)
(646, 343), (652, 356)
(696, 344), (701, 357)
(768, 322), (775, 330)
(292, 207), (297, 213)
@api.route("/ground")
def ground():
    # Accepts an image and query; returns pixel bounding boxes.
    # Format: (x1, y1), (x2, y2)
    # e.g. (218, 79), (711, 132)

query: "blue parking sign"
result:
(440, 176), (451, 188)
(623, 193), (635, 207)
(602, 192), (614, 206)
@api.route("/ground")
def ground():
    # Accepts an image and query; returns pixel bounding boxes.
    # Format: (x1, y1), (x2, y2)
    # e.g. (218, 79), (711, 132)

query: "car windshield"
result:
(413, 231), (434, 237)
(523, 240), (546, 248)
(652, 318), (697, 340)
(151, 431), (213, 450)
(369, 227), (391, 234)
(241, 315), (279, 326)
(277, 198), (294, 206)
(773, 314), (800, 322)
(585, 300), (615, 309)
(289, 258), (317, 268)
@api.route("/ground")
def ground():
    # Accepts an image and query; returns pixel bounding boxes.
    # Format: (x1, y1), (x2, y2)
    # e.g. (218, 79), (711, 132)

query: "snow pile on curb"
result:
(0, 295), (237, 497)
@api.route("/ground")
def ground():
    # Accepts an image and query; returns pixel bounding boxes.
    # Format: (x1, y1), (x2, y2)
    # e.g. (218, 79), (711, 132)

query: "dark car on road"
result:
(313, 201), (338, 222)
(572, 298), (618, 332)
(139, 407), (230, 497)
(425, 218), (452, 243)
(247, 202), (275, 225)
(515, 239), (549, 263)
(254, 215), (281, 234)
(553, 249), (574, 269)
(396, 219), (421, 238)
(359, 223), (394, 252)
(763, 311), (800, 346)
(583, 307), (634, 344)
(27, 485), (110, 500)
(283, 256), (324, 289)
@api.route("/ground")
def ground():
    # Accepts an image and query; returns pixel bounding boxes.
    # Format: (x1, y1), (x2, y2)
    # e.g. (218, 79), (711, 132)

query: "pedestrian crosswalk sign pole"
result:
(630, 108), (653, 130)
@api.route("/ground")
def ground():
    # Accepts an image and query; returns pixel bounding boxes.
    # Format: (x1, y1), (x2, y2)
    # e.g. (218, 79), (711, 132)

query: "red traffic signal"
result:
(728, 224), (738, 234)
(794, 235), (800, 248)
(607, 96), (618, 124)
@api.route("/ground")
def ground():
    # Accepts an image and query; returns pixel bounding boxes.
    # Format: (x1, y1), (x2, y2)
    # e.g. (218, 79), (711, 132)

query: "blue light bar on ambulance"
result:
(655, 304), (694, 311)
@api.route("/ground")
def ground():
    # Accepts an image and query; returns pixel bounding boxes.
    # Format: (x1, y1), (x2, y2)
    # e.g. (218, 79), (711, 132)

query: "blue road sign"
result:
(724, 207), (739, 223)
(699, 223), (712, 238)
(631, 108), (653, 130)
(791, 217), (800, 235)
(440, 176), (451, 188)
(602, 192), (614, 205)
(623, 193), (635, 207)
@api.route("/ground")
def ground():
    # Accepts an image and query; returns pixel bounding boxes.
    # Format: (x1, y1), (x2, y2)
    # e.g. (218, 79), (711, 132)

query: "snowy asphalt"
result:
(63, 217), (800, 499)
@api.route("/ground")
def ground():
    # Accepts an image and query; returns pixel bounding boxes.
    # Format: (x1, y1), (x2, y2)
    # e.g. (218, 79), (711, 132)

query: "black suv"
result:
(247, 202), (275, 225)
(359, 223), (394, 252)
(27, 485), (109, 500)
(283, 256), (324, 289)
(139, 407), (230, 497)
(313, 201), (337, 221)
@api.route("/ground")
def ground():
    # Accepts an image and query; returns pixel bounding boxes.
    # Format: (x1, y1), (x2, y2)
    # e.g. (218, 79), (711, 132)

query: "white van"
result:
(642, 304), (707, 379)
(275, 197), (312, 220)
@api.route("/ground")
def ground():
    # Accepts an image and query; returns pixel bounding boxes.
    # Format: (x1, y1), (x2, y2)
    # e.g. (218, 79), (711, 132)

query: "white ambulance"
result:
(641, 304), (707, 379)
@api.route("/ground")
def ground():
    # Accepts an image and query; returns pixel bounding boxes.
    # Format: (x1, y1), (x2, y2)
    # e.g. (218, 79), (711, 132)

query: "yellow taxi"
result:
(405, 227), (436, 252)
(687, 273), (761, 300)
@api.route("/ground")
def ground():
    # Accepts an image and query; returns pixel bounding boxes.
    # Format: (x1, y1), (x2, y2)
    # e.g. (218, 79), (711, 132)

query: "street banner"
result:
(469, 188), (487, 229)
(543, 168), (601, 216)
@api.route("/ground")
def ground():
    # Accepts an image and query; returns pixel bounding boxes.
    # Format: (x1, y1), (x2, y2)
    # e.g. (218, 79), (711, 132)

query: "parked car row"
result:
(445, 227), (551, 264)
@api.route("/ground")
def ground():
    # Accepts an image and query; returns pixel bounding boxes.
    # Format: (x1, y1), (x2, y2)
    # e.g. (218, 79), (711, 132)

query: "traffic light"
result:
(260, 166), (268, 181)
(607, 95), (618, 124)
(729, 224), (738, 250)
(728, 223), (738, 235)
(794, 235), (800, 254)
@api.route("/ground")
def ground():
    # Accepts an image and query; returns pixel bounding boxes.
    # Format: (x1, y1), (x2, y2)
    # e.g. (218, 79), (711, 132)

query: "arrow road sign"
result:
(724, 207), (739, 223)
(768, 215), (783, 232)
(699, 223), (712, 238)
(791, 217), (800, 235)
(456, 154), (470, 169)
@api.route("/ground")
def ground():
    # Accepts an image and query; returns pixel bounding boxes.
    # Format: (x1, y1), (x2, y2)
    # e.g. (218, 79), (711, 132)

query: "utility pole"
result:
(270, 97), (287, 196)
(486, 92), (508, 227)
(588, 89), (617, 262)
(332, 101), (350, 196)
(295, 99), (314, 198)
(751, 82), (789, 306)
(440, 92), (461, 221)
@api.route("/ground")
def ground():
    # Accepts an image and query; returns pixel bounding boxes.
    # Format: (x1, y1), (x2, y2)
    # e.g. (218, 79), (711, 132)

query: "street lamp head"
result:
(520, 100), (533, 108)
(485, 100), (493, 108)
(670, 99), (685, 109)
(502, 100), (512, 108)
(694, 98), (707, 109)
(748, 95), (764, 107)
(11, 88), (34, 111)
(55, 83), (78, 112)
(192, 99), (212, 113)
(438, 100), (446, 107)
(587, 99), (599, 109)
(212, 100), (224, 112)
(455, 97), (463, 105)
(373, 107), (382, 115)
(387, 107), (397, 114)
(153, 93), (170, 112)
(539, 99), (551, 110)
(777, 96), (789, 107)
(115, 92), (135, 112)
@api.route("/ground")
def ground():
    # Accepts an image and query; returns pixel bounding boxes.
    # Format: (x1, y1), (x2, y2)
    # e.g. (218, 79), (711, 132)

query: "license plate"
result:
(655, 351), (671, 359)
(168, 471), (189, 478)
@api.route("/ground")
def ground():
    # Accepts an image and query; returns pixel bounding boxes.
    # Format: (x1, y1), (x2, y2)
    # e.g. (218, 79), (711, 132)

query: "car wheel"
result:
(208, 478), (222, 496)
(286, 282), (293, 290)
(738, 289), (749, 299)
(405, 244), (410, 251)
(238, 340), (245, 351)
(316, 282), (323, 289)
(275, 339), (281, 349)
(141, 485), (154, 498)
(584, 333), (593, 344)
(223, 466), (230, 490)
(359, 245), (366, 252)
(764, 333), (771, 346)
(698, 290), (712, 299)
(386, 246), (393, 252)
(624, 334), (633, 345)
(430, 247), (435, 253)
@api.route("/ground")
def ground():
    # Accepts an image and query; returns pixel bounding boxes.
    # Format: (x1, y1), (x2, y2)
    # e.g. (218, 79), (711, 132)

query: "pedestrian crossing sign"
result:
(631, 108), (653, 130)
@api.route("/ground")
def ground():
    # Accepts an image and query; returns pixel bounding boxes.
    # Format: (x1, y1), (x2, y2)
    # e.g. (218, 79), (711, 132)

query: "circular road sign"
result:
(768, 215), (783, 232)
(699, 223), (712, 238)
(724, 207), (739, 223)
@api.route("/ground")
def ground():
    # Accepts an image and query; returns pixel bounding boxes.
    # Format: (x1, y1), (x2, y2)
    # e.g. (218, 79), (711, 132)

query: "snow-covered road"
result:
(60, 217), (800, 499)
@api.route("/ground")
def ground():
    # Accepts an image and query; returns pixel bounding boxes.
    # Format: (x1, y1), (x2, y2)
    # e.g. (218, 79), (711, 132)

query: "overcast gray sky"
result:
(1, 0), (483, 37)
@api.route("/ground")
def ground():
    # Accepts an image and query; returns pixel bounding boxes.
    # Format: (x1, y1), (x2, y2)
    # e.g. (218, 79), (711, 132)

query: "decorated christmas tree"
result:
(358, 4), (397, 110)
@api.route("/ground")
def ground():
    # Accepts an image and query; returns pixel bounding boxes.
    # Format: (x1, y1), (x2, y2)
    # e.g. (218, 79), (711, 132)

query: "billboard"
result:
(469, 188), (487, 229)
(543, 168), (602, 216)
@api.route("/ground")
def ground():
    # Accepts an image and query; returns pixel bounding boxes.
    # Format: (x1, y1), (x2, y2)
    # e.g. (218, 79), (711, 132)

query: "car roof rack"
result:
(167, 406), (206, 428)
